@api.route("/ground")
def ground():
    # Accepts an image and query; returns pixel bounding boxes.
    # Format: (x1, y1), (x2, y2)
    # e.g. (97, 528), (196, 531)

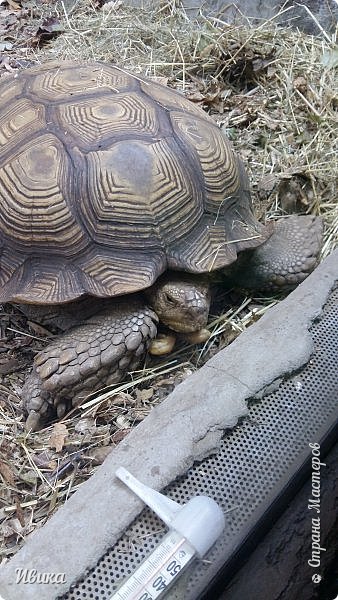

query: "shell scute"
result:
(25, 61), (137, 102)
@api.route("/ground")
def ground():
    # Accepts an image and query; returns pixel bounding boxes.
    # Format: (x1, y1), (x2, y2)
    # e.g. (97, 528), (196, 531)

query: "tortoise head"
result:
(146, 273), (211, 333)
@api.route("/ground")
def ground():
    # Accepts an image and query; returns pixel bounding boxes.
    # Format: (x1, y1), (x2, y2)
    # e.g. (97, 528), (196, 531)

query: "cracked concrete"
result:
(0, 249), (337, 600)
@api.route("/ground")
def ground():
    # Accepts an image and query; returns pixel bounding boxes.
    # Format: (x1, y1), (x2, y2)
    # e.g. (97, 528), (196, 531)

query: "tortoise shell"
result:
(0, 61), (267, 304)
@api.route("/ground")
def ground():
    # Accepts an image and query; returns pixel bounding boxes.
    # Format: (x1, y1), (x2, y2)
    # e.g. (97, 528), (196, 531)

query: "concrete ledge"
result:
(0, 249), (337, 600)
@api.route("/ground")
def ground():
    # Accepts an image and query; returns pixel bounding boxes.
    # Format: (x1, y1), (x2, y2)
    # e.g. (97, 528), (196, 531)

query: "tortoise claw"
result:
(25, 410), (42, 432)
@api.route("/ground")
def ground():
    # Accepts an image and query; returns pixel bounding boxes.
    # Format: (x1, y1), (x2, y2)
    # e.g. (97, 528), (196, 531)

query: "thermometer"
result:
(111, 467), (225, 600)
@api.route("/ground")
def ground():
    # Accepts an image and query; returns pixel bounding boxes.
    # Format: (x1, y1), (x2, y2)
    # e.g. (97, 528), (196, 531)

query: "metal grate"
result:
(60, 286), (338, 600)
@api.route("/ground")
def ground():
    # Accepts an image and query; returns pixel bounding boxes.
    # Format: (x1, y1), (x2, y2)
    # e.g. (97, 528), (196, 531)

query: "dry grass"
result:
(0, 0), (337, 562)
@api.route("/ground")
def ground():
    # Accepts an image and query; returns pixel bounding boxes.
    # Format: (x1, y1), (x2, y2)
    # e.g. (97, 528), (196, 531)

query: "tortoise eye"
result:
(164, 293), (177, 306)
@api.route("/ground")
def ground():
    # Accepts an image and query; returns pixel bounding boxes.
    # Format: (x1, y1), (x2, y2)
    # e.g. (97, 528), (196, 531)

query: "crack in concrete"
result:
(204, 362), (255, 393)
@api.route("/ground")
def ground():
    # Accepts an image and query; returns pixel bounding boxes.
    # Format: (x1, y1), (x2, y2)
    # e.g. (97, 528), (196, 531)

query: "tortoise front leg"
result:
(224, 215), (323, 290)
(23, 301), (158, 431)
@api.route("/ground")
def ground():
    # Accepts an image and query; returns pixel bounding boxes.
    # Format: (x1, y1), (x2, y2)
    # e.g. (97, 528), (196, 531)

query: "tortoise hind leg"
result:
(23, 301), (158, 431)
(224, 215), (323, 290)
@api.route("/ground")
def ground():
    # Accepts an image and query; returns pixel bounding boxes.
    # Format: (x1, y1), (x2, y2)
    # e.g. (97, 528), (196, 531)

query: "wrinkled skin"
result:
(145, 274), (211, 333)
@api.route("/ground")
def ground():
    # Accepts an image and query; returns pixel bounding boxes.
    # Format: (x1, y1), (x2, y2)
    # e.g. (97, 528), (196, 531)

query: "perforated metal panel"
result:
(60, 287), (338, 600)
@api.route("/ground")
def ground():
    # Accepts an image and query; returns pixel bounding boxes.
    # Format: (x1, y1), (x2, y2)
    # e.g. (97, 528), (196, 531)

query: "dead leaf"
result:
(115, 415), (131, 428)
(1, 56), (16, 72)
(322, 47), (338, 70)
(33, 450), (55, 468)
(0, 459), (16, 485)
(0, 42), (13, 51)
(154, 377), (174, 387)
(252, 57), (272, 73)
(38, 16), (64, 35)
(185, 91), (206, 103)
(111, 428), (131, 444)
(26, 320), (54, 337)
(89, 446), (112, 465)
(19, 470), (38, 486)
(131, 408), (149, 421)
(7, 0), (21, 9)
(135, 387), (154, 403)
(257, 174), (279, 193)
(293, 76), (307, 93)
(15, 496), (25, 527)
(149, 76), (168, 86)
(74, 417), (96, 435)
(2, 517), (26, 538)
(49, 423), (68, 452)
(111, 392), (135, 406)
(199, 42), (215, 59)
(0, 357), (21, 374)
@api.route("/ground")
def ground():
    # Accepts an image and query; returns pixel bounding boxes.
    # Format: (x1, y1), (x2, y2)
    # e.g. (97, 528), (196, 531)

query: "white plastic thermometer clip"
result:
(116, 467), (225, 557)
(110, 468), (225, 600)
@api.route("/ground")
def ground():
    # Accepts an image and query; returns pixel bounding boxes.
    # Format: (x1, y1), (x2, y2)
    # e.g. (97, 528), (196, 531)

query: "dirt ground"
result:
(0, 0), (337, 564)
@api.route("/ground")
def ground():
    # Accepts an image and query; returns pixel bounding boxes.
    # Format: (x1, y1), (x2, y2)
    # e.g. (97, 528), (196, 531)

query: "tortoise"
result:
(0, 61), (322, 430)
